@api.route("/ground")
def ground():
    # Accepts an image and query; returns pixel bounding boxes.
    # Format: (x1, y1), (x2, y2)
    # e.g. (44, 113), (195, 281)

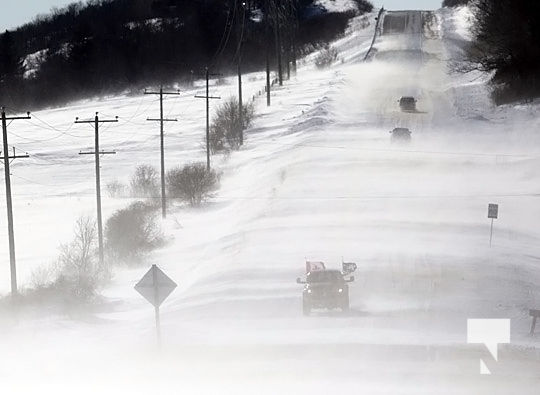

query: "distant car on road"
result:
(390, 127), (412, 142)
(296, 269), (354, 316)
(398, 96), (417, 112)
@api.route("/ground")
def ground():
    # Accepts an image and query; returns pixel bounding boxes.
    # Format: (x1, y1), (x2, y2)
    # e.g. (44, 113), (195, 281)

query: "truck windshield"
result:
(306, 271), (343, 283)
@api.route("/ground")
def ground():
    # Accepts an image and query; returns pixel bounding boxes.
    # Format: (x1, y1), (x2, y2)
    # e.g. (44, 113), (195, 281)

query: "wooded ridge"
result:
(0, 0), (373, 110)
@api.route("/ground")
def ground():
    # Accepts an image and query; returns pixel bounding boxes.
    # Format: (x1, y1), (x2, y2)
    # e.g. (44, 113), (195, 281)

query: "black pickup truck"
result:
(296, 270), (354, 316)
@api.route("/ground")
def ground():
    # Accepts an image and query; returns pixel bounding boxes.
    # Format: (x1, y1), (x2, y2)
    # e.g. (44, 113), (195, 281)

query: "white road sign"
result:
(135, 264), (177, 307)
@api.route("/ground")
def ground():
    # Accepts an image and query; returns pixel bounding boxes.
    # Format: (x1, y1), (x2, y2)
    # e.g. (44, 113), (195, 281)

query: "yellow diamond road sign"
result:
(135, 264), (177, 307)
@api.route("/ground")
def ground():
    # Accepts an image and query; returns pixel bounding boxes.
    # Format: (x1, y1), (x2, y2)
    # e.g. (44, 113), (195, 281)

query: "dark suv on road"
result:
(398, 96), (417, 112)
(390, 127), (412, 142)
(296, 270), (354, 315)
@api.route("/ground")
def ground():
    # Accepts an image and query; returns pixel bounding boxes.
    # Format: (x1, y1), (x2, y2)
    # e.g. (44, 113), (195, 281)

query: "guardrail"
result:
(364, 7), (385, 61)
(530, 309), (540, 335)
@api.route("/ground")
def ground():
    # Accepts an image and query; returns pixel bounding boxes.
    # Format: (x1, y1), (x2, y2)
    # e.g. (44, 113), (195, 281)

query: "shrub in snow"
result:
(166, 163), (219, 207)
(28, 216), (109, 304)
(210, 96), (255, 152)
(358, 15), (370, 29)
(106, 179), (128, 197)
(315, 45), (338, 69)
(490, 81), (540, 105)
(130, 164), (159, 198)
(105, 201), (165, 265)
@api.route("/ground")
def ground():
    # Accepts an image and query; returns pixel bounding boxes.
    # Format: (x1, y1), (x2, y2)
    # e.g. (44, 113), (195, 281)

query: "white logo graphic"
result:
(467, 319), (510, 374)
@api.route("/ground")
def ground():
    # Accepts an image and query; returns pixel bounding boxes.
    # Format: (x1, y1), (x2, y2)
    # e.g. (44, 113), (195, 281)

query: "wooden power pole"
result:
(145, 86), (179, 219)
(76, 113), (117, 267)
(195, 68), (221, 170)
(236, 0), (245, 146)
(265, 0), (271, 106)
(1, 107), (30, 296)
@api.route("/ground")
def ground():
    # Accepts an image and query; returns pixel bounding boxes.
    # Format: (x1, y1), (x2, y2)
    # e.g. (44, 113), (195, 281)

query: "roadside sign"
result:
(487, 203), (499, 246)
(135, 264), (177, 307)
(488, 203), (499, 219)
(135, 264), (177, 350)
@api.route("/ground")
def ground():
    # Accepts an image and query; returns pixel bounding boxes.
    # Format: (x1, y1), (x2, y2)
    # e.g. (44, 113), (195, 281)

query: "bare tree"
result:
(130, 164), (160, 198)
(29, 215), (108, 302)
(210, 97), (255, 152)
(459, 0), (540, 103)
(167, 163), (220, 206)
(105, 201), (164, 265)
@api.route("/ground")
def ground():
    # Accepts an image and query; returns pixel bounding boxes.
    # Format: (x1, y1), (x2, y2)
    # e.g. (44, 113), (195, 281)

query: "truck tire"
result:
(341, 295), (350, 312)
(302, 299), (311, 316)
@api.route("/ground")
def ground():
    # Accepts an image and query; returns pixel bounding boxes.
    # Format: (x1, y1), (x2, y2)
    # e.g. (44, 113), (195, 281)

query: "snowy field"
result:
(1, 3), (540, 394)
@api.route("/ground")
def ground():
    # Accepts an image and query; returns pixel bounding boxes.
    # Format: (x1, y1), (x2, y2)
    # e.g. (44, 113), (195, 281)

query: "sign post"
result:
(135, 264), (177, 349)
(487, 203), (499, 246)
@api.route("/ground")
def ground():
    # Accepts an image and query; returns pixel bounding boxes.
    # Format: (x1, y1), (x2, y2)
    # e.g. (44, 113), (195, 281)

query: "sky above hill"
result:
(2, 0), (443, 32)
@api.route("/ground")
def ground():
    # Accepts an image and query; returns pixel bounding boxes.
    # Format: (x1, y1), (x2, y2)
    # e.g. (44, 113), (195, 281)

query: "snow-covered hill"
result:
(0, 5), (539, 395)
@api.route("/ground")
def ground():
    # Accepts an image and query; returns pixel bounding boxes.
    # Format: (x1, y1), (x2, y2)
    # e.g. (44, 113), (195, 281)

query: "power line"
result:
(253, 139), (540, 159)
(10, 173), (89, 188)
(232, 0), (247, 65)
(211, 0), (238, 70)
(211, 192), (540, 201)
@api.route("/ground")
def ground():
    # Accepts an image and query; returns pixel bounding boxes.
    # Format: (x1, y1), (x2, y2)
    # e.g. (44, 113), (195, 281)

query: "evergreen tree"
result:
(442, 0), (469, 7)
(0, 30), (25, 82)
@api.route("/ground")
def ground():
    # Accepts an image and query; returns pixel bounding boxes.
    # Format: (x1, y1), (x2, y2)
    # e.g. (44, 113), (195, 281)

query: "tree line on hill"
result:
(442, 0), (469, 7)
(444, 0), (540, 104)
(0, 0), (373, 110)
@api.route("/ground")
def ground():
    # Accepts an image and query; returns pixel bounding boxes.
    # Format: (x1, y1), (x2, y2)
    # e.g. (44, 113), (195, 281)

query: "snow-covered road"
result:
(0, 5), (539, 394)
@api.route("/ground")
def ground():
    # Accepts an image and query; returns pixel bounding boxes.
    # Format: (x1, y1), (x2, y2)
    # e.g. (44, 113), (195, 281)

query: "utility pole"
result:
(1, 107), (30, 296)
(265, 0), (271, 106)
(236, 0), (244, 146)
(284, 20), (290, 81)
(195, 68), (221, 170)
(273, 0), (283, 86)
(76, 113), (117, 267)
(284, 0), (297, 79)
(145, 86), (179, 219)
(292, 0), (298, 75)
(238, 64), (244, 146)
